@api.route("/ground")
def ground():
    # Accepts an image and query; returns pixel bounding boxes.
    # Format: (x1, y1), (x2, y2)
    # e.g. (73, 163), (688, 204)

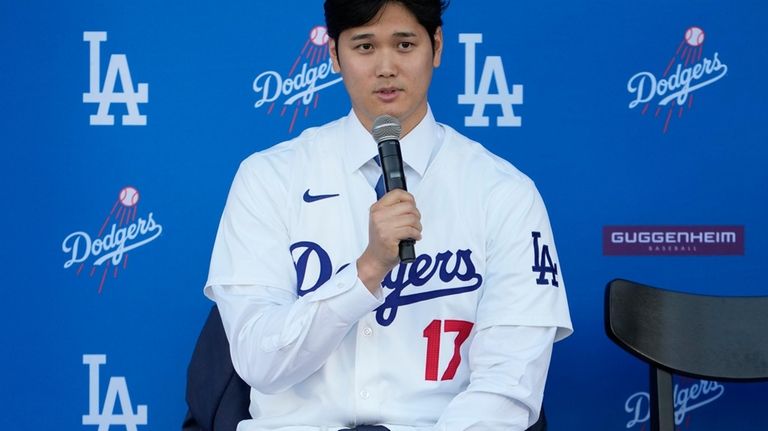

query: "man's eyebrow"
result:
(349, 31), (418, 41)
(350, 33), (374, 41)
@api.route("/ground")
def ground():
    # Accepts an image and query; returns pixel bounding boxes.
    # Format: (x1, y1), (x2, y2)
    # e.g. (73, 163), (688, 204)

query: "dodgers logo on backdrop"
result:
(458, 33), (523, 127)
(627, 26), (728, 133)
(252, 25), (343, 134)
(83, 32), (148, 126)
(83, 354), (147, 431)
(62, 186), (163, 293)
(290, 241), (483, 326)
(624, 379), (724, 429)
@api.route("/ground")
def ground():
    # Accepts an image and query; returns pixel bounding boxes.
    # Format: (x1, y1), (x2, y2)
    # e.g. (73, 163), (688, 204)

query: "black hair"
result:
(324, 0), (449, 50)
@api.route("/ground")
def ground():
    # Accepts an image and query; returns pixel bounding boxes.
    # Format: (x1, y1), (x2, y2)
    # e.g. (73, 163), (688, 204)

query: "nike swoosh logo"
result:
(303, 189), (340, 203)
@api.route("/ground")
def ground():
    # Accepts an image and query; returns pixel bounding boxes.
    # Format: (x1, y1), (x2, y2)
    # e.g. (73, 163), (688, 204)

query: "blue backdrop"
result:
(2, 0), (767, 430)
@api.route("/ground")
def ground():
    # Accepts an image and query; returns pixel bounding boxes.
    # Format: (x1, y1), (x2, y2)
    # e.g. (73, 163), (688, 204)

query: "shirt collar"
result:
(343, 106), (440, 177)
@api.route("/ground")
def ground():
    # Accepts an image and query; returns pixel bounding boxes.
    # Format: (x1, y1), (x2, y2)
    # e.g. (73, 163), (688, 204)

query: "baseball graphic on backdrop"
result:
(685, 26), (705, 47)
(119, 186), (140, 207)
(310, 26), (329, 46)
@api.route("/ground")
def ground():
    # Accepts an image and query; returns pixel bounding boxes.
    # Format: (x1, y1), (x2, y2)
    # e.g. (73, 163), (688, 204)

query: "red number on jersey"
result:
(422, 319), (474, 381)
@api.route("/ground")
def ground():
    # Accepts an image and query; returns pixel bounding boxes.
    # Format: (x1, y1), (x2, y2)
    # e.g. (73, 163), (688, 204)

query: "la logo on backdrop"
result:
(458, 33), (523, 128)
(83, 31), (148, 126)
(61, 187), (163, 293)
(252, 25), (343, 134)
(83, 354), (147, 430)
(627, 26), (728, 133)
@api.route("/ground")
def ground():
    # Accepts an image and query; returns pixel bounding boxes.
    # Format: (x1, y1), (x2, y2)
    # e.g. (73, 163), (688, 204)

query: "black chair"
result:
(183, 305), (548, 431)
(605, 278), (768, 431)
(183, 305), (251, 431)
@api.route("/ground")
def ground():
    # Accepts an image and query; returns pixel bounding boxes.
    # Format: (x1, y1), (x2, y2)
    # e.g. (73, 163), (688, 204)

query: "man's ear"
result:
(329, 38), (341, 73)
(432, 27), (443, 68)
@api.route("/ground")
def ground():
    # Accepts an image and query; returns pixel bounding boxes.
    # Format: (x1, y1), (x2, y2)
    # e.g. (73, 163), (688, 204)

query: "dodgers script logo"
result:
(627, 26), (728, 133)
(83, 354), (147, 431)
(290, 241), (483, 326)
(253, 26), (343, 134)
(83, 31), (148, 126)
(458, 33), (523, 128)
(62, 186), (162, 293)
(624, 378), (725, 429)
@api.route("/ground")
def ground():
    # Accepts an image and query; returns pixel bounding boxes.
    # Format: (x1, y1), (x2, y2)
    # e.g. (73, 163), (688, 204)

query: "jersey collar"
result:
(343, 106), (441, 178)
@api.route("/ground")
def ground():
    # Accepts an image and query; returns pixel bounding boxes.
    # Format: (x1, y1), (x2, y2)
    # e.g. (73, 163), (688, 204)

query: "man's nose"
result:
(375, 49), (397, 78)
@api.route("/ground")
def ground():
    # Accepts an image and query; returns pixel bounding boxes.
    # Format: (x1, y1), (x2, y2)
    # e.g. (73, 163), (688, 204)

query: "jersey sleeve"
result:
(203, 155), (384, 393)
(476, 175), (573, 342)
(204, 156), (296, 296)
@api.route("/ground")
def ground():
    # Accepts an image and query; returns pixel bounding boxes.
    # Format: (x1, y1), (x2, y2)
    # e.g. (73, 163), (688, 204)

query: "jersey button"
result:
(362, 327), (373, 336)
(360, 390), (370, 400)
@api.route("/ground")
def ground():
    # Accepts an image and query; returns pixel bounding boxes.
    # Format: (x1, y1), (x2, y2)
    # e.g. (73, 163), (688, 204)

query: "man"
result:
(205, 0), (572, 430)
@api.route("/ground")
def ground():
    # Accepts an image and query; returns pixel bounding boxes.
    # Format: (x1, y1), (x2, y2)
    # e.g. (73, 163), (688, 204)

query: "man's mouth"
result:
(376, 87), (401, 95)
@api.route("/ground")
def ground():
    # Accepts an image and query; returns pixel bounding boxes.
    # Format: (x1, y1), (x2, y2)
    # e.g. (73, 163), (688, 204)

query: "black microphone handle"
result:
(378, 139), (416, 263)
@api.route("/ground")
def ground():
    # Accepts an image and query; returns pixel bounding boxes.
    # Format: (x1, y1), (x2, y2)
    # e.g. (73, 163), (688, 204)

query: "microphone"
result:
(372, 115), (416, 263)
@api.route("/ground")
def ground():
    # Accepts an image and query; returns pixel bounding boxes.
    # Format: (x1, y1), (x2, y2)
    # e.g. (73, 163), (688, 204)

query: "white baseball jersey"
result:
(205, 109), (572, 431)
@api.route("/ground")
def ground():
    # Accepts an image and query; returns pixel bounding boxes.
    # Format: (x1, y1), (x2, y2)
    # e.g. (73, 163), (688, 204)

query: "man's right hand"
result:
(357, 189), (422, 294)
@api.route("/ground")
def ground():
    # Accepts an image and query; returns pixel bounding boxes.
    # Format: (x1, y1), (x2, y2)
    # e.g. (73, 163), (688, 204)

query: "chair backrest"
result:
(605, 278), (768, 431)
(606, 278), (768, 380)
(183, 305), (251, 431)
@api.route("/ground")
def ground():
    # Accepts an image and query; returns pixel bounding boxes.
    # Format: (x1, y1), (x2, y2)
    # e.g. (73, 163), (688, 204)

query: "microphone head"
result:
(372, 115), (402, 144)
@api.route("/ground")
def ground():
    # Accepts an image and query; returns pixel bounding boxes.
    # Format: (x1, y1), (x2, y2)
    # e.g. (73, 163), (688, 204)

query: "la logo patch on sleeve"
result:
(531, 231), (559, 287)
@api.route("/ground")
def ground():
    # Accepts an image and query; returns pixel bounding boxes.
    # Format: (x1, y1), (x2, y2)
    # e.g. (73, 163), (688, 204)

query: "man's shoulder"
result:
(439, 124), (534, 189)
(438, 125), (546, 222)
(240, 117), (344, 172)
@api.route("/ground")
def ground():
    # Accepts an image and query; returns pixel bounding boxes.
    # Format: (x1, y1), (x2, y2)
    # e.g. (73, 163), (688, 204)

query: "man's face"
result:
(330, 1), (443, 137)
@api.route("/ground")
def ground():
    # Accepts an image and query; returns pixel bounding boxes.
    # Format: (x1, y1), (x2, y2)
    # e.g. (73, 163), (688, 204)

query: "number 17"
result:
(422, 319), (474, 381)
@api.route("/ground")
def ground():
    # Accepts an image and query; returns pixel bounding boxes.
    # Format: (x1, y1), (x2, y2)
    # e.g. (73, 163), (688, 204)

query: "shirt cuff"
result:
(303, 262), (384, 325)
